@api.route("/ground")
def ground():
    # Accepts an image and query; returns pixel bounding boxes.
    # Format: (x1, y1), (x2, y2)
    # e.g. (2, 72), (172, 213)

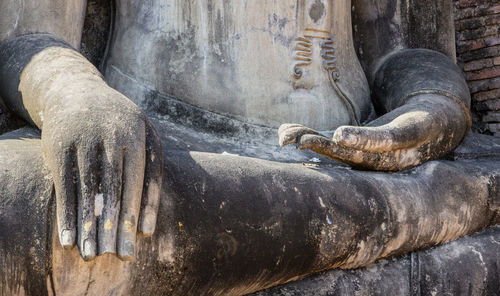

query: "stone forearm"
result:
(0, 34), (110, 129)
(372, 48), (472, 131)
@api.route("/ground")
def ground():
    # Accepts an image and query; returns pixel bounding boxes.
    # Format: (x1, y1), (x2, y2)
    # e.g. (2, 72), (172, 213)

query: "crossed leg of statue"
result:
(2, 127), (500, 295)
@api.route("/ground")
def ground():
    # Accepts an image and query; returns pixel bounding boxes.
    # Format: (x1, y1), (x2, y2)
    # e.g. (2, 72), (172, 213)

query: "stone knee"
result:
(0, 127), (54, 295)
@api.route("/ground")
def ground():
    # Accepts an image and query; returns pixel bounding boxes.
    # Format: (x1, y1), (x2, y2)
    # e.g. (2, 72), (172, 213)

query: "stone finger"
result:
(46, 146), (77, 249)
(138, 121), (163, 236)
(278, 123), (322, 146)
(333, 109), (437, 153)
(97, 144), (123, 255)
(76, 145), (100, 261)
(298, 134), (423, 171)
(117, 128), (146, 261)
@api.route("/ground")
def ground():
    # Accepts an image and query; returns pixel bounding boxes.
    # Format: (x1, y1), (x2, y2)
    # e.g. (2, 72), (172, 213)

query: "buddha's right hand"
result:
(0, 34), (163, 261)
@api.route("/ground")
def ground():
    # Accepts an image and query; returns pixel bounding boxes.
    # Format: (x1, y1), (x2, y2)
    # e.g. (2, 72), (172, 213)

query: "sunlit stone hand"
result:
(0, 34), (163, 261)
(279, 49), (472, 171)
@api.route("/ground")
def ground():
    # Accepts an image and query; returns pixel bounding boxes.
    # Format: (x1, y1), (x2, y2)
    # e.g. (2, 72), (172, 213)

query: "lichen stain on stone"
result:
(124, 220), (134, 232)
(309, 0), (326, 23)
(104, 219), (113, 230)
(84, 221), (93, 232)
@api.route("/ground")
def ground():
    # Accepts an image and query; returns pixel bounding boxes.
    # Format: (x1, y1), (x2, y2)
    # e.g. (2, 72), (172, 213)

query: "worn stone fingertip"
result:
(81, 239), (97, 261)
(97, 244), (117, 256)
(334, 127), (357, 147)
(118, 240), (135, 261)
(139, 217), (156, 237)
(60, 229), (76, 249)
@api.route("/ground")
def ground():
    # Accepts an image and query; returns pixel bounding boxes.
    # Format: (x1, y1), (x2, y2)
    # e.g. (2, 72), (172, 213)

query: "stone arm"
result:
(0, 34), (163, 261)
(279, 0), (471, 171)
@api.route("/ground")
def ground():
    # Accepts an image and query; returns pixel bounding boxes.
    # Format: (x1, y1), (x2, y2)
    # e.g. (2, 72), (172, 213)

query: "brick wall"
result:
(455, 0), (500, 136)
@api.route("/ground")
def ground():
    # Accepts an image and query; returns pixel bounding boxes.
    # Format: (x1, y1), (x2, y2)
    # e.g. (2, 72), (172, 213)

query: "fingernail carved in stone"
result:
(119, 240), (135, 261)
(140, 210), (157, 236)
(82, 239), (96, 261)
(60, 229), (75, 248)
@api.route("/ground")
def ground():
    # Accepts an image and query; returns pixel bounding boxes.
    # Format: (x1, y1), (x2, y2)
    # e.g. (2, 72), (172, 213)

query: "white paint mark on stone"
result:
(221, 151), (239, 156)
(95, 193), (104, 217)
(326, 215), (332, 225)
(309, 157), (321, 163)
(472, 248), (485, 266)
(318, 197), (326, 208)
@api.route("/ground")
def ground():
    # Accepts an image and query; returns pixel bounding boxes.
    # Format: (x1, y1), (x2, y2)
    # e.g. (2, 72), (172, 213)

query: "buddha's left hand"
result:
(279, 49), (471, 171)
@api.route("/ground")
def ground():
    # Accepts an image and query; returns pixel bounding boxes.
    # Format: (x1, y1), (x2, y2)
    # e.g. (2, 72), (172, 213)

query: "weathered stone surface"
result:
(0, 128), (53, 295)
(105, 0), (373, 131)
(279, 49), (471, 171)
(0, 0), (499, 295)
(0, 34), (163, 262)
(483, 111), (500, 122)
(80, 0), (112, 68)
(0, 0), (86, 48)
(1, 125), (500, 295)
(255, 225), (500, 295)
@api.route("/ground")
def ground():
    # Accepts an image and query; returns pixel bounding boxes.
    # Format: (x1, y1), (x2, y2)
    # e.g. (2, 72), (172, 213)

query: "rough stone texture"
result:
(105, 0), (373, 131)
(0, 0), (87, 48)
(1, 123), (500, 295)
(0, 34), (164, 262)
(0, 1), (499, 295)
(254, 225), (500, 296)
(455, 0), (500, 136)
(0, 128), (54, 295)
(0, 103), (25, 135)
(80, 0), (112, 69)
(352, 0), (457, 82)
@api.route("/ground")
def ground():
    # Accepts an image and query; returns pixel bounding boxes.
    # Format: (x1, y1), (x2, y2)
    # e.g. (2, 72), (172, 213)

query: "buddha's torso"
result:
(105, 0), (372, 130)
(0, 0), (86, 48)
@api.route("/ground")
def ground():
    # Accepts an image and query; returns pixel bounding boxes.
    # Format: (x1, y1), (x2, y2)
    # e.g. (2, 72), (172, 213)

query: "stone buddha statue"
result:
(1, 0), (500, 295)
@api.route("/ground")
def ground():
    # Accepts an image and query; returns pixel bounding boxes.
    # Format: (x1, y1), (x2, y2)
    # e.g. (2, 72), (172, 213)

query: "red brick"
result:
(488, 5), (500, 15)
(455, 5), (500, 20)
(459, 45), (500, 62)
(482, 111), (500, 122)
(466, 66), (500, 80)
(457, 0), (492, 9)
(457, 39), (486, 53)
(468, 77), (500, 93)
(474, 98), (500, 111)
(487, 123), (500, 132)
(456, 17), (486, 31)
(463, 57), (494, 71)
(473, 88), (500, 101)
(485, 14), (500, 27)
(485, 36), (500, 47)
(456, 25), (498, 41)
